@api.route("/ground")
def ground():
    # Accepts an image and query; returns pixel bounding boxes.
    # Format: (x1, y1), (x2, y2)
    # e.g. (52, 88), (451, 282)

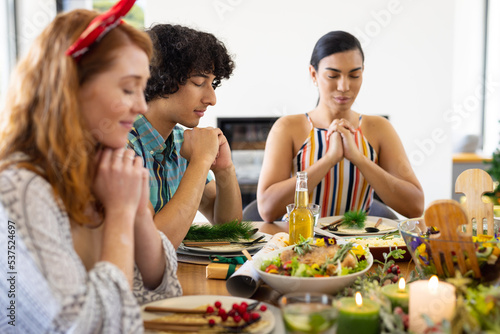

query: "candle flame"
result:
(429, 275), (439, 293)
(355, 292), (363, 307)
(398, 277), (406, 290)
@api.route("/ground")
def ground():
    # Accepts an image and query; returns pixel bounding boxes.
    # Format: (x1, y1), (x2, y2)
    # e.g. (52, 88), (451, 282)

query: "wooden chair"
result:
(455, 169), (495, 235)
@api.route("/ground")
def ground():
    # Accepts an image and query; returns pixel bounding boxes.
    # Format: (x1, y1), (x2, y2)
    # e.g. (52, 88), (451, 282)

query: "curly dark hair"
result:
(144, 24), (235, 102)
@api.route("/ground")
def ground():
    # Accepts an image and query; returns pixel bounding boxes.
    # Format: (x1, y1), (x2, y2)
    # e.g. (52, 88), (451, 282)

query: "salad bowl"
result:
(253, 241), (373, 295)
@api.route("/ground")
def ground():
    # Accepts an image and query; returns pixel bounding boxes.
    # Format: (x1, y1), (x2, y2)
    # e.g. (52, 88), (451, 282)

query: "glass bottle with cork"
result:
(289, 171), (314, 244)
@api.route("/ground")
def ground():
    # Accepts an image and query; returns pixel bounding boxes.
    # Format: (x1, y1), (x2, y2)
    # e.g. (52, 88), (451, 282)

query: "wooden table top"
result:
(177, 221), (415, 306)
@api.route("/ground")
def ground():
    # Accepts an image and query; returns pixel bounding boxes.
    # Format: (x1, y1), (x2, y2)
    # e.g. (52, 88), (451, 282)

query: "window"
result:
(453, 0), (500, 156)
(0, 0), (16, 106)
(484, 0), (500, 155)
(59, 0), (145, 29)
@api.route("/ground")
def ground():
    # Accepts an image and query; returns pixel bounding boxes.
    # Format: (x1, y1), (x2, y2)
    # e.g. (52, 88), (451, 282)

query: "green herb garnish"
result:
(184, 220), (255, 241)
(332, 242), (355, 263)
(341, 210), (367, 229)
(293, 235), (315, 256)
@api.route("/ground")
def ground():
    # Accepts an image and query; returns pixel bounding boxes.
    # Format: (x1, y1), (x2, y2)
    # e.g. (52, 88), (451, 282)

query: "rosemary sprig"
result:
(341, 210), (367, 229)
(183, 220), (255, 241)
(293, 235), (315, 256)
(332, 242), (354, 263)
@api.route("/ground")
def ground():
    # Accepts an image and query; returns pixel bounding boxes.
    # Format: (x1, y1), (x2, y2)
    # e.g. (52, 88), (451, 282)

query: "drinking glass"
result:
(308, 204), (321, 227)
(279, 292), (337, 334)
(286, 203), (321, 227)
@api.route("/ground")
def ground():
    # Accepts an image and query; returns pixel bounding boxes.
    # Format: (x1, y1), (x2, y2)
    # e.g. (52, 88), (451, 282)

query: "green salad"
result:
(260, 238), (369, 278)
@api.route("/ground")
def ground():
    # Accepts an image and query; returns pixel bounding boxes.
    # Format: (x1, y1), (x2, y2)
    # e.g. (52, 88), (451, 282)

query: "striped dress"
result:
(292, 114), (378, 217)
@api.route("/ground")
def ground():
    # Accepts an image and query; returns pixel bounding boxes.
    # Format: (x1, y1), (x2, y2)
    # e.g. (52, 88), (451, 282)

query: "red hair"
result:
(0, 9), (152, 225)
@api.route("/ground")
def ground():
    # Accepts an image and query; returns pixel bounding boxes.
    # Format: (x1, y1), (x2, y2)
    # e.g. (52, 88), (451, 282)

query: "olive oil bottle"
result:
(289, 171), (314, 244)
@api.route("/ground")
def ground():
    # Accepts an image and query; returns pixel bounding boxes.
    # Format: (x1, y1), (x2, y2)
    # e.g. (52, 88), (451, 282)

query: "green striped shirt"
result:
(128, 115), (213, 213)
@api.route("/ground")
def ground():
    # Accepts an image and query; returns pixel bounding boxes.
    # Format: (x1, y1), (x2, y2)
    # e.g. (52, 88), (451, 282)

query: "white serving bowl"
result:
(253, 245), (373, 295)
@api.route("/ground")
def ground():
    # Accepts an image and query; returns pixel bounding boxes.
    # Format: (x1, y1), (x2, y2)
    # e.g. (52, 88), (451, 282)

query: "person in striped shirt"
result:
(128, 24), (242, 248)
(257, 31), (424, 222)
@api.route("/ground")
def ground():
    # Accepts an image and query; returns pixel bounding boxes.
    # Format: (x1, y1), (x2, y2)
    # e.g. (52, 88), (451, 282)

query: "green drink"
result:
(279, 293), (337, 334)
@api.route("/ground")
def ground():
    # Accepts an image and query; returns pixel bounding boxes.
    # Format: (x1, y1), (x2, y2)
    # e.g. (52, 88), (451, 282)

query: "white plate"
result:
(318, 215), (398, 235)
(180, 232), (271, 254)
(141, 295), (275, 334)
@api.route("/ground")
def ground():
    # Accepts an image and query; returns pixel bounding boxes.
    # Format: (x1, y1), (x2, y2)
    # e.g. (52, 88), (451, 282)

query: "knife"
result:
(183, 235), (266, 247)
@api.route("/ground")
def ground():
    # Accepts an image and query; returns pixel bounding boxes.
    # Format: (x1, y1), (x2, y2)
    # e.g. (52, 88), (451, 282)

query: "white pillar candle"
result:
(409, 276), (456, 333)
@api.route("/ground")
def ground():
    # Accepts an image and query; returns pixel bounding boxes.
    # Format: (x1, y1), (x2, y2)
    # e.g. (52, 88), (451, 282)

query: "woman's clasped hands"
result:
(325, 118), (362, 165)
(93, 147), (150, 224)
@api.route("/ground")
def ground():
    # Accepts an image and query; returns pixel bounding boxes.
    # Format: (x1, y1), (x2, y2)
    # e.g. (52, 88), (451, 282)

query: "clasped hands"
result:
(93, 147), (151, 225)
(325, 118), (362, 165)
(181, 127), (233, 172)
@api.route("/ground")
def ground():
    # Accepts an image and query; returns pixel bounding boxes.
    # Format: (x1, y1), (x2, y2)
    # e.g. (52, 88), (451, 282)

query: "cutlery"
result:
(320, 218), (343, 231)
(183, 235), (266, 247)
(365, 218), (383, 233)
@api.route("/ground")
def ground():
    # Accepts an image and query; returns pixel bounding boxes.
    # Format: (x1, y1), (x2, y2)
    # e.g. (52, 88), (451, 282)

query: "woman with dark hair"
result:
(257, 31), (424, 222)
(0, 3), (181, 333)
(128, 24), (242, 248)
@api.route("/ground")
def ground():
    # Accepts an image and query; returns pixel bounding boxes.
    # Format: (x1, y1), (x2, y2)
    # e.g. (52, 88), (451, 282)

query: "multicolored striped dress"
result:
(292, 113), (378, 217)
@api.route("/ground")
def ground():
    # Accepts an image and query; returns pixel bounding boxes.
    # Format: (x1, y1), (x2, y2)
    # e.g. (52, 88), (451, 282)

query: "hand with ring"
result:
(93, 147), (146, 219)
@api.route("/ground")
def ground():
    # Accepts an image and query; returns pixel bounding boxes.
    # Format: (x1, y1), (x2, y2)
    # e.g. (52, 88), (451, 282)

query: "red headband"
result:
(65, 0), (137, 61)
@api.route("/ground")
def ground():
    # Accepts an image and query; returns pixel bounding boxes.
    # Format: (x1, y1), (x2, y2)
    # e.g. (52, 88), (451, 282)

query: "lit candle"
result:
(381, 277), (409, 313)
(409, 276), (456, 333)
(337, 292), (380, 334)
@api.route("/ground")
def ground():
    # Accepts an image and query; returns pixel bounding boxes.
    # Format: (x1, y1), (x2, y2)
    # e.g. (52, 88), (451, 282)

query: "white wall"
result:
(146, 0), (456, 208)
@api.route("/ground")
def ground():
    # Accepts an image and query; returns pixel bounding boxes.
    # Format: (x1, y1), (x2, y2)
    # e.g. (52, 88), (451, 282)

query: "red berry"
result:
(221, 314), (228, 322)
(206, 306), (214, 313)
(214, 301), (222, 309)
(232, 303), (239, 310)
(387, 269), (392, 274)
(240, 302), (248, 308)
(393, 306), (404, 315)
(251, 312), (261, 321)
(259, 305), (267, 312)
(238, 304), (247, 314)
(233, 315), (241, 323)
(218, 308), (226, 317)
(208, 319), (216, 327)
(397, 269), (401, 274)
(228, 309), (236, 317)
(243, 313), (251, 322)
(402, 314), (409, 329)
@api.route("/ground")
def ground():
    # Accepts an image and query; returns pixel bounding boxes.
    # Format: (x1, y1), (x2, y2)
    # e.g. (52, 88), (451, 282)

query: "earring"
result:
(313, 81), (318, 86)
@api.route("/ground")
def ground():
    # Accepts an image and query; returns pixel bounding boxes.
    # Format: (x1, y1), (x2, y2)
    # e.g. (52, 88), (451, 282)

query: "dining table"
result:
(176, 220), (415, 307)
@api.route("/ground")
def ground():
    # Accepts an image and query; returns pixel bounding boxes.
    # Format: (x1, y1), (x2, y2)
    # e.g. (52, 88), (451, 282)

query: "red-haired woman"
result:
(0, 4), (181, 333)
